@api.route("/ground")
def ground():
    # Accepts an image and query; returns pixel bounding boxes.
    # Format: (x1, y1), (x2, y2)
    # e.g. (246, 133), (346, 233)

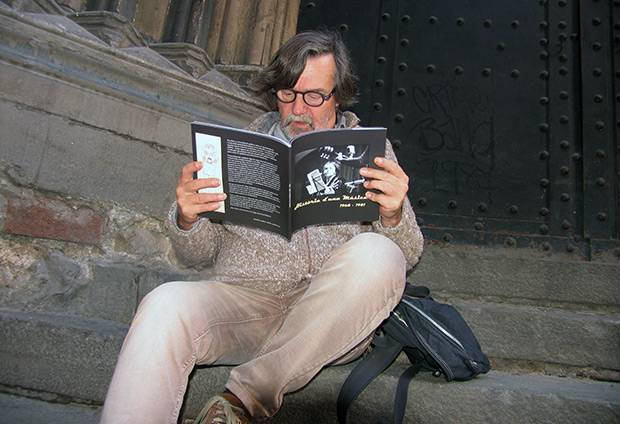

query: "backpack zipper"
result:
(400, 298), (467, 354)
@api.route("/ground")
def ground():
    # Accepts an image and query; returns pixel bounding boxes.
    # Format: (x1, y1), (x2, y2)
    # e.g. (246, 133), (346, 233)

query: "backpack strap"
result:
(336, 333), (403, 424)
(404, 284), (430, 298)
(393, 362), (423, 424)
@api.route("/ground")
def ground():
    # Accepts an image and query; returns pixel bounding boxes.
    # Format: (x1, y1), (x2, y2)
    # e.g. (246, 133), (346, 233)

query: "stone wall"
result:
(0, 2), (266, 324)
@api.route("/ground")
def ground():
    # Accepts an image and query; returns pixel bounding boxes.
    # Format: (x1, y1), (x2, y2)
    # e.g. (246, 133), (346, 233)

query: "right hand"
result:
(176, 161), (227, 231)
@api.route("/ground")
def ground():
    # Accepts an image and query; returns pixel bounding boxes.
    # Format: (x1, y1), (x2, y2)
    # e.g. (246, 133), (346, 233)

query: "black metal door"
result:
(298, 0), (619, 261)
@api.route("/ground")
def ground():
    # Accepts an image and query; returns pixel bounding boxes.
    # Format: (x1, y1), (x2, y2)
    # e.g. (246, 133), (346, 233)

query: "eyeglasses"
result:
(272, 87), (336, 107)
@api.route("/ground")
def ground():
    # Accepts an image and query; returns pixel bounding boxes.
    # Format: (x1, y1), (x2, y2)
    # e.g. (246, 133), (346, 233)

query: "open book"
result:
(192, 121), (387, 238)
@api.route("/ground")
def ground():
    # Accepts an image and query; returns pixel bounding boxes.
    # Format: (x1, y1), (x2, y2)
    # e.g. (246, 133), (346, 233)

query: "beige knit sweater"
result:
(165, 112), (424, 295)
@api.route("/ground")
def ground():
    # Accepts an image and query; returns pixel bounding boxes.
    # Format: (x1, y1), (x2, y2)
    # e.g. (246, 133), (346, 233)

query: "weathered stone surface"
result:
(0, 309), (127, 402)
(0, 392), (101, 424)
(4, 198), (102, 245)
(1, 309), (619, 424)
(0, 8), (265, 150)
(455, 300), (620, 372)
(3, 252), (89, 313)
(135, 267), (205, 304)
(149, 42), (214, 78)
(80, 263), (139, 323)
(6, 107), (182, 220)
(0, 103), (50, 188)
(81, 262), (204, 323)
(67, 11), (147, 48)
(413, 247), (620, 308)
(2, 0), (67, 15)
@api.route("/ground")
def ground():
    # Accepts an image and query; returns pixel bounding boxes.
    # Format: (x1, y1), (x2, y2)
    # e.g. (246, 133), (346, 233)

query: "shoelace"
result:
(195, 396), (247, 424)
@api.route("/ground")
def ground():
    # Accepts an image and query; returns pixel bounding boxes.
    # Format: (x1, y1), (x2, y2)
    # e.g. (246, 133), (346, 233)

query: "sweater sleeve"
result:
(370, 139), (424, 271)
(164, 201), (224, 268)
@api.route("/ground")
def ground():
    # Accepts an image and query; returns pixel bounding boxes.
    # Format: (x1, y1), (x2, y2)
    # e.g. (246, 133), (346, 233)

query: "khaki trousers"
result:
(100, 232), (406, 423)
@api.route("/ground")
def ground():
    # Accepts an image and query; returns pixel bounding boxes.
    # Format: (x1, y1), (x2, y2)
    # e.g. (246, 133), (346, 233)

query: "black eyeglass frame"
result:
(271, 87), (336, 107)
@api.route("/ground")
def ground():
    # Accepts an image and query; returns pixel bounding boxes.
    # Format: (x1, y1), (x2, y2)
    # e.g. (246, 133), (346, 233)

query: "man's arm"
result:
(361, 141), (424, 270)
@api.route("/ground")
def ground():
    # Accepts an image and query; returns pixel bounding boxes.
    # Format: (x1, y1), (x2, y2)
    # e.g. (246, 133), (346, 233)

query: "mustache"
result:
(283, 114), (315, 129)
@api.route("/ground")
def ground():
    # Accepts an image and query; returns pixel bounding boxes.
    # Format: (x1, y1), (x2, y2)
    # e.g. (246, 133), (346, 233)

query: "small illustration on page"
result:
(195, 133), (225, 213)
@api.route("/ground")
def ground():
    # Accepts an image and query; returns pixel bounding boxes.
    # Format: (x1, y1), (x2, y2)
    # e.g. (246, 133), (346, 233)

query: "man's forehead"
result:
(293, 54), (336, 90)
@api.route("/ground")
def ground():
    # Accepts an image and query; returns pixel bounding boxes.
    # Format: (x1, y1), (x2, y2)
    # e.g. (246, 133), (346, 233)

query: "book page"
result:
(192, 122), (290, 237)
(226, 139), (282, 218)
(291, 128), (386, 233)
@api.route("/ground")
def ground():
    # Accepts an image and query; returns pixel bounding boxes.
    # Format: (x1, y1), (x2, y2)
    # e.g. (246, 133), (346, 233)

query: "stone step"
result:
(3, 364), (619, 424)
(454, 300), (620, 378)
(2, 355), (619, 424)
(4, 254), (618, 375)
(414, 248), (620, 309)
(1, 293), (618, 398)
(0, 308), (125, 402)
(0, 391), (101, 424)
(2, 297), (618, 395)
(184, 361), (620, 423)
(0, 309), (618, 423)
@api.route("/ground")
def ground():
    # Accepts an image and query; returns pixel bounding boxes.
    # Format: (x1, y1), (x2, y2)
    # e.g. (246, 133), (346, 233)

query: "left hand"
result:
(360, 157), (409, 227)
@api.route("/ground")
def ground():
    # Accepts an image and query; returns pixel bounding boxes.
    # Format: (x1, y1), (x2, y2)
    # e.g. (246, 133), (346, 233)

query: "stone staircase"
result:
(1, 245), (618, 423)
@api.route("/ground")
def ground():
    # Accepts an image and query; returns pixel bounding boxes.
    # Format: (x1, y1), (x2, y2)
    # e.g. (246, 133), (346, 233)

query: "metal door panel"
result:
(298, 0), (619, 261)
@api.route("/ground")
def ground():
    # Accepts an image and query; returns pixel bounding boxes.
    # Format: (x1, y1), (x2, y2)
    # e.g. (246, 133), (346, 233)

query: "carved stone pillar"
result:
(87, 0), (301, 66)
(74, 0), (301, 87)
(204, 0), (300, 66)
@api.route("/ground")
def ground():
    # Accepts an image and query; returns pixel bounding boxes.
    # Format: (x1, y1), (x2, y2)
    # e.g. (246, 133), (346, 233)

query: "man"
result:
(320, 161), (342, 195)
(100, 30), (423, 424)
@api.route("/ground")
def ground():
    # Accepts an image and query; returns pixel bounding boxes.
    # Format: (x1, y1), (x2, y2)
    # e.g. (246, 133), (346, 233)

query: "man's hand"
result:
(176, 161), (227, 231)
(360, 157), (409, 227)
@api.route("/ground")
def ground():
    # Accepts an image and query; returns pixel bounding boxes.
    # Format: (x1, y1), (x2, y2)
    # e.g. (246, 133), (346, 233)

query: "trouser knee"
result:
(330, 233), (406, 296)
(346, 232), (406, 273)
(133, 281), (205, 331)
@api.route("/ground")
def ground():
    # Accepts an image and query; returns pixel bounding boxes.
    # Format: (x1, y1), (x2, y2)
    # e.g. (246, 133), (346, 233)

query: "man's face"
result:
(323, 162), (336, 178)
(278, 54), (339, 139)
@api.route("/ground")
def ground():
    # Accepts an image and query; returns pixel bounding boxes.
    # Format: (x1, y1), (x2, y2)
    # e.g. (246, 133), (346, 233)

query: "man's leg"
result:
(99, 280), (289, 424)
(227, 232), (406, 419)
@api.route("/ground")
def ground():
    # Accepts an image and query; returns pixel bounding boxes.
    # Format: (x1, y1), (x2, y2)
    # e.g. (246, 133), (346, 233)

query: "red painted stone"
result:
(3, 198), (102, 245)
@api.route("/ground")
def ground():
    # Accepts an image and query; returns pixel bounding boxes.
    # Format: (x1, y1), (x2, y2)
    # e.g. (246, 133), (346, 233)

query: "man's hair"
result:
(251, 30), (358, 111)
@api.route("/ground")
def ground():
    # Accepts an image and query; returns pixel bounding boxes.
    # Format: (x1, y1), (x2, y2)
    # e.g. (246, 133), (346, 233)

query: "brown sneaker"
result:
(194, 393), (251, 424)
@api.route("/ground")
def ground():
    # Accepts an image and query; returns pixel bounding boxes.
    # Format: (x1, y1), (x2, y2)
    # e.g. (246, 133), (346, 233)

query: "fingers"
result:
(178, 161), (202, 186)
(360, 157), (409, 197)
(176, 161), (227, 230)
(360, 157), (409, 224)
(362, 157), (409, 182)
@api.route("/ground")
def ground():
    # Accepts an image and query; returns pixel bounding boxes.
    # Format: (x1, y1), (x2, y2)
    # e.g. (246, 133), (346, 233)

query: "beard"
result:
(281, 114), (315, 139)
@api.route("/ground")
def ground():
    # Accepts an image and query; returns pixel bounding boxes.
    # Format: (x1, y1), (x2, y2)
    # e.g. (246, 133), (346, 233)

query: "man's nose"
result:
(292, 94), (308, 115)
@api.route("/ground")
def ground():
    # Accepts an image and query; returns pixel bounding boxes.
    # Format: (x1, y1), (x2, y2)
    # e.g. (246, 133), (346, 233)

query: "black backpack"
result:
(337, 284), (491, 424)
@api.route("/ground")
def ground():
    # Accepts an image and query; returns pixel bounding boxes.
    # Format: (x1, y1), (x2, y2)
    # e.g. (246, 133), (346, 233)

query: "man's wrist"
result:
(177, 213), (198, 231)
(380, 213), (401, 229)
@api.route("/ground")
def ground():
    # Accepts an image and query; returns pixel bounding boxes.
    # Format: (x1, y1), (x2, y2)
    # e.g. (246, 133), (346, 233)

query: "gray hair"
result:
(251, 30), (358, 111)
